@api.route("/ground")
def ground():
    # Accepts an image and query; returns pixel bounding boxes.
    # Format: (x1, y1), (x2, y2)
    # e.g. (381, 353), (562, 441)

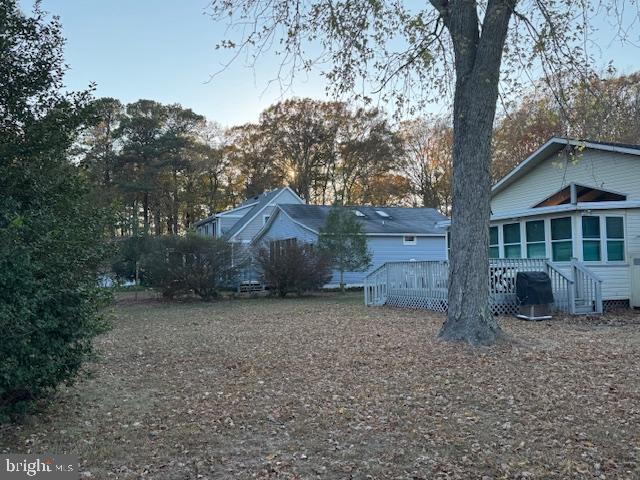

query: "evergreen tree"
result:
(318, 207), (372, 292)
(0, 0), (110, 420)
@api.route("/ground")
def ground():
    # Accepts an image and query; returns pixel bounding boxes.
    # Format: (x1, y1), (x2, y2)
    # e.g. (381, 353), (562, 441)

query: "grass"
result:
(2, 292), (640, 479)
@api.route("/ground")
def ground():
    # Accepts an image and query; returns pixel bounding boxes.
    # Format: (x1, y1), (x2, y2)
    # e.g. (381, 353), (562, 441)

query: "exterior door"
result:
(632, 258), (640, 308)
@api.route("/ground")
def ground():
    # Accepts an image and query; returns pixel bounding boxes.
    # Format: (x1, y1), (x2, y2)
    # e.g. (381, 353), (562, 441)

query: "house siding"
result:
(258, 211), (447, 286)
(337, 235), (447, 286)
(492, 149), (640, 212)
(489, 208), (640, 300)
(232, 189), (305, 243)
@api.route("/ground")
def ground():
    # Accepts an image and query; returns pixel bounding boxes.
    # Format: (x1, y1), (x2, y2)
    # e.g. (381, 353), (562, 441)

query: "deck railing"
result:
(364, 258), (602, 315)
(571, 260), (603, 314)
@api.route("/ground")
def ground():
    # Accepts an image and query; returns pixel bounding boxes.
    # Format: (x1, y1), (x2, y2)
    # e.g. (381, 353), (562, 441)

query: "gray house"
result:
(195, 187), (305, 241)
(253, 204), (448, 287)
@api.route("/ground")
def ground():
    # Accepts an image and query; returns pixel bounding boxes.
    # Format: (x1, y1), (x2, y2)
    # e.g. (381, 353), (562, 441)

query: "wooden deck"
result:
(364, 258), (603, 315)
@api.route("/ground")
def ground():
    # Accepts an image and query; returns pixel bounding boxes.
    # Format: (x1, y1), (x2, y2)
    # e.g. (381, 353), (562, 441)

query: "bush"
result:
(142, 234), (240, 300)
(111, 235), (152, 285)
(256, 241), (332, 297)
(0, 2), (111, 421)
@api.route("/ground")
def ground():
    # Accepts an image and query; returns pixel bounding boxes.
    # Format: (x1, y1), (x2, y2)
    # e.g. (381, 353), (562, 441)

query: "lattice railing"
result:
(363, 258), (601, 316)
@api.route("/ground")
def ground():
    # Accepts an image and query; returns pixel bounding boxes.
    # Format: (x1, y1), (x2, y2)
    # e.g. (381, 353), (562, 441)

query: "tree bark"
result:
(437, 0), (515, 346)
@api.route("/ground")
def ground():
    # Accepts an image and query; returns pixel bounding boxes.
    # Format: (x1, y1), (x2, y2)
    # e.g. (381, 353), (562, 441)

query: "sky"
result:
(20, 0), (640, 127)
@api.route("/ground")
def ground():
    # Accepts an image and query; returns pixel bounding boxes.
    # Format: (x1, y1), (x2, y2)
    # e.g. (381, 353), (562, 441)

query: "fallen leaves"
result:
(1, 293), (639, 479)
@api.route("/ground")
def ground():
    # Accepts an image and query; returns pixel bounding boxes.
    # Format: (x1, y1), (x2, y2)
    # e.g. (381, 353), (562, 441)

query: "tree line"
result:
(80, 71), (640, 235)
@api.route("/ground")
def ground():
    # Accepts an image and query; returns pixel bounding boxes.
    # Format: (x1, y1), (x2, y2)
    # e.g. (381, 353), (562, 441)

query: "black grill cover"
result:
(516, 271), (554, 305)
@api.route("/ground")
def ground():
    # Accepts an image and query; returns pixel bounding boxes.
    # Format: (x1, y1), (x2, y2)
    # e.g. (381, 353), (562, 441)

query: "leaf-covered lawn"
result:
(2, 293), (640, 479)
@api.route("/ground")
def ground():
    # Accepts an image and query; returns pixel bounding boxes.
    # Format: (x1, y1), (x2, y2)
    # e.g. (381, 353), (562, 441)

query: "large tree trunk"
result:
(437, 0), (514, 346)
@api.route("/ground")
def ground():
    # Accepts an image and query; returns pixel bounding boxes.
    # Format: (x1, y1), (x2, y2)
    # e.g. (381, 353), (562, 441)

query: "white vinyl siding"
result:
(488, 209), (640, 300)
(491, 149), (640, 212)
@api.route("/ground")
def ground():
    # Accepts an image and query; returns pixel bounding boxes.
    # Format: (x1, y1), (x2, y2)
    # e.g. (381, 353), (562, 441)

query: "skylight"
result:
(353, 210), (365, 217)
(375, 210), (390, 218)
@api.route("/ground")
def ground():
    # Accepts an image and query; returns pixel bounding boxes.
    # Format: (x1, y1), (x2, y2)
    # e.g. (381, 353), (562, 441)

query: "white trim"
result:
(492, 138), (640, 197)
(218, 203), (258, 215)
(529, 181), (630, 209)
(489, 201), (640, 223)
(579, 212), (627, 264)
(365, 232), (445, 237)
(403, 235), (417, 245)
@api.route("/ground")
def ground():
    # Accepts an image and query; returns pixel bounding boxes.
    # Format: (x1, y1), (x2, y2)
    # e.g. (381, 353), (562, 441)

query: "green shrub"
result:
(256, 241), (332, 297)
(111, 235), (152, 284)
(142, 234), (241, 300)
(0, 1), (111, 421)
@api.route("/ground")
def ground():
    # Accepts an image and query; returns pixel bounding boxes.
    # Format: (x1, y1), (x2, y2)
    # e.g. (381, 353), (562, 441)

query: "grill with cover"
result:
(515, 271), (554, 320)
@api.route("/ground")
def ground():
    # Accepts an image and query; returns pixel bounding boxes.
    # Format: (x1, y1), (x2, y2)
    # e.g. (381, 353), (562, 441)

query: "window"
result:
(526, 220), (546, 258)
(606, 217), (625, 261)
(551, 217), (573, 261)
(353, 210), (365, 217)
(489, 226), (499, 259)
(263, 215), (270, 225)
(503, 223), (521, 258)
(375, 210), (390, 218)
(403, 235), (417, 245)
(581, 216), (601, 261)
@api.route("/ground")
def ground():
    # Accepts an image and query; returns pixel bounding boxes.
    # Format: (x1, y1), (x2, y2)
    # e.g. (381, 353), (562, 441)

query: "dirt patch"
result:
(2, 294), (639, 479)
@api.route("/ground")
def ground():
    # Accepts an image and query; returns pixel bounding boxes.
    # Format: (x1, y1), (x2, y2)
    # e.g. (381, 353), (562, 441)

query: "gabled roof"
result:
(194, 187), (303, 229)
(225, 187), (304, 240)
(257, 204), (447, 240)
(491, 137), (640, 197)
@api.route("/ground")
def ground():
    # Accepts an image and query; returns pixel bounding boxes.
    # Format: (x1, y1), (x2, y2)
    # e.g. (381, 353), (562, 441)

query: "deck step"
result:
(574, 305), (596, 315)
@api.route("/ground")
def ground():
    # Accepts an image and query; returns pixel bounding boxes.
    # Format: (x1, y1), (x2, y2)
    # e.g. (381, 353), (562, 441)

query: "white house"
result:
(487, 137), (640, 308)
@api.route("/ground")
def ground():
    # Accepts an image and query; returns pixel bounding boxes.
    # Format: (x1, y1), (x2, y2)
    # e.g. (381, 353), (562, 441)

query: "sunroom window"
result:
(551, 217), (572, 261)
(489, 226), (499, 259)
(503, 223), (521, 258)
(526, 220), (546, 258)
(606, 217), (625, 261)
(582, 216), (601, 261)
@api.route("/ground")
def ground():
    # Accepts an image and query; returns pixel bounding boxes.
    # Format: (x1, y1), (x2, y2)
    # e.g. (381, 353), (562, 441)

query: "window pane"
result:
(583, 240), (601, 261)
(526, 220), (545, 242)
(503, 223), (520, 244)
(607, 240), (624, 261)
(489, 246), (499, 259)
(489, 226), (498, 246)
(504, 244), (521, 258)
(551, 217), (572, 240)
(582, 216), (600, 239)
(527, 243), (546, 258)
(552, 241), (573, 261)
(606, 217), (624, 239)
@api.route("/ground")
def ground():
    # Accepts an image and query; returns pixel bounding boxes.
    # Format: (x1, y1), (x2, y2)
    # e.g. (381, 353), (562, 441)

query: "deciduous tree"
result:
(209, 0), (639, 345)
